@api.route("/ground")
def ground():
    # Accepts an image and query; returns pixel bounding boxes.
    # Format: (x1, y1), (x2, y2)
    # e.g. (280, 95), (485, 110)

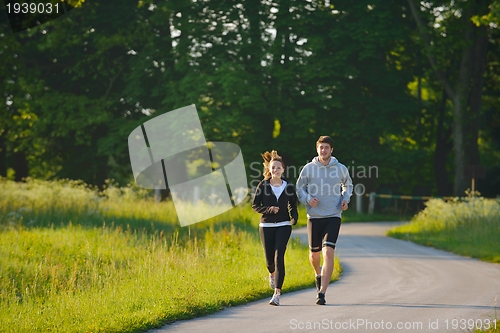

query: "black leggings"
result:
(259, 225), (292, 290)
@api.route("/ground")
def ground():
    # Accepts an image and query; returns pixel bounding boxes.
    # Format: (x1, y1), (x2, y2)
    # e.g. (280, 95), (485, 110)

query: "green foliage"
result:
(473, 0), (500, 26)
(387, 198), (500, 263)
(0, 0), (499, 197)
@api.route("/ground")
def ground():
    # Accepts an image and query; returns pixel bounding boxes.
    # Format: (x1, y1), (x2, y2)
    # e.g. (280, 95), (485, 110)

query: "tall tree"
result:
(408, 0), (491, 195)
(1, 0), (498, 199)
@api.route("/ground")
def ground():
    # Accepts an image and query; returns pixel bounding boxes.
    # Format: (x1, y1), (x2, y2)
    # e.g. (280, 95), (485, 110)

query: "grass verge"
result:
(387, 197), (500, 263)
(0, 178), (339, 332)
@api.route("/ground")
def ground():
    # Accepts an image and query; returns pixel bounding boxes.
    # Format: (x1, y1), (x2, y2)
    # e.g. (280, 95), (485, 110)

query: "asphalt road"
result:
(151, 222), (500, 333)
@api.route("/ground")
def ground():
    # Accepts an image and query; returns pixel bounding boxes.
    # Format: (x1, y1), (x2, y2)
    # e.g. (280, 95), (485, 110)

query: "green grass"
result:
(387, 197), (500, 263)
(0, 178), (340, 332)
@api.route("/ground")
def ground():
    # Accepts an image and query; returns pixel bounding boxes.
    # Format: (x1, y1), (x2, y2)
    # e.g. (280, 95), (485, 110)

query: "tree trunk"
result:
(0, 134), (6, 177)
(434, 91), (453, 196)
(452, 0), (489, 195)
(452, 99), (467, 195)
(13, 151), (29, 181)
(452, 3), (478, 195)
(94, 154), (109, 190)
(465, 16), (489, 168)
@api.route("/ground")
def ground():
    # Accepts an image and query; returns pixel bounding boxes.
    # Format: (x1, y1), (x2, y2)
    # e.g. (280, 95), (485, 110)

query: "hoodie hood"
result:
(312, 156), (339, 168)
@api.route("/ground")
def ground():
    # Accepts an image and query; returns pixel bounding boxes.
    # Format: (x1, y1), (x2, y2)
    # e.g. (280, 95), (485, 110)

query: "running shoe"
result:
(269, 275), (275, 290)
(269, 294), (280, 306)
(316, 292), (326, 305)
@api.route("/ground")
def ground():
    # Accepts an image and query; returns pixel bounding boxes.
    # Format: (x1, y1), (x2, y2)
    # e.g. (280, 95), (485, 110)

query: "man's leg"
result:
(309, 250), (321, 275)
(319, 246), (334, 293)
(317, 217), (341, 302)
(307, 218), (323, 276)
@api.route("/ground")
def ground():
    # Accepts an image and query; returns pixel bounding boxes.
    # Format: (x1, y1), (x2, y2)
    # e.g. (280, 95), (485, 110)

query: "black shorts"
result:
(307, 217), (341, 252)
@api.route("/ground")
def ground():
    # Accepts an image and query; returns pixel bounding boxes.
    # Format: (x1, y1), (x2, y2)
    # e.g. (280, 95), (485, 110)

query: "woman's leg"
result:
(259, 226), (277, 276)
(274, 225), (292, 291)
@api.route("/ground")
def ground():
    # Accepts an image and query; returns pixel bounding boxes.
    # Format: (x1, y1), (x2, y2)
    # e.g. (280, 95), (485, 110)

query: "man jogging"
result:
(296, 135), (353, 305)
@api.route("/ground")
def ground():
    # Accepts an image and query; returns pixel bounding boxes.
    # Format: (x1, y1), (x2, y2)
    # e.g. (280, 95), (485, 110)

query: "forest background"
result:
(1, 0), (499, 206)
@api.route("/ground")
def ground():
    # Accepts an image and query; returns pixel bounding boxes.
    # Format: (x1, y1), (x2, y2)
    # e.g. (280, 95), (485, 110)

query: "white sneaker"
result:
(269, 294), (280, 306)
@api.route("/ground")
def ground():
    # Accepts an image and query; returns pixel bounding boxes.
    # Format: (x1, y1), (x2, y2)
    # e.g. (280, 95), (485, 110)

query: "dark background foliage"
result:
(1, 0), (499, 200)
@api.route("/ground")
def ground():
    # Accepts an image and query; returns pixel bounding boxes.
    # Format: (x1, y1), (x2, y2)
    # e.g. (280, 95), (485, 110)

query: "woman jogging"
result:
(251, 150), (298, 306)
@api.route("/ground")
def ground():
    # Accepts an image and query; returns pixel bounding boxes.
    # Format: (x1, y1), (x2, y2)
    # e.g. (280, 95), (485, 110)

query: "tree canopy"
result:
(1, 0), (499, 198)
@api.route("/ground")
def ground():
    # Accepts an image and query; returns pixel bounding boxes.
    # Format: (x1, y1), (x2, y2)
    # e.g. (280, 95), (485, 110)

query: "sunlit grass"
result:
(0, 178), (338, 332)
(387, 198), (500, 263)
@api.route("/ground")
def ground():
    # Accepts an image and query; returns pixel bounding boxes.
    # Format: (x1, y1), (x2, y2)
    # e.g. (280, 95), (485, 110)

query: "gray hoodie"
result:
(296, 156), (353, 219)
